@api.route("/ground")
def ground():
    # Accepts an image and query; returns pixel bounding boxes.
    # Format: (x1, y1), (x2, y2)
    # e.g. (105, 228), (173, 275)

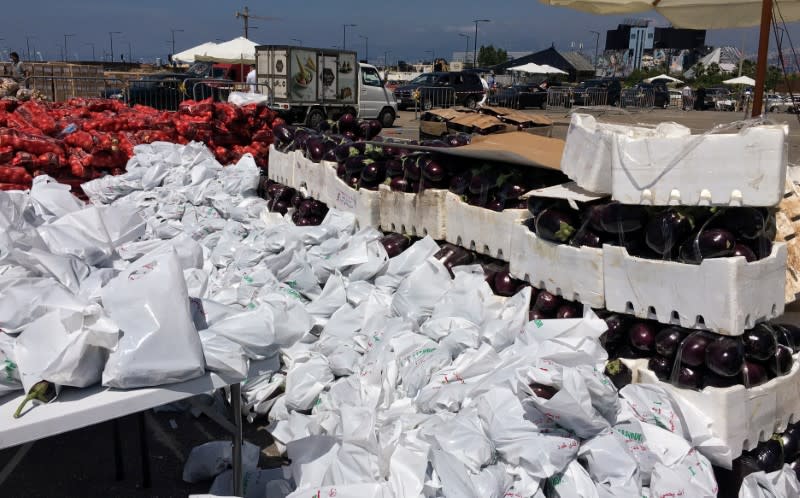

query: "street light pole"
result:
(126, 42), (132, 63)
(359, 35), (368, 62)
(342, 24), (356, 50)
(63, 34), (76, 62)
(384, 50), (391, 79)
(26, 36), (36, 61)
(472, 19), (490, 67)
(589, 30), (600, 72)
(109, 31), (121, 63)
(85, 43), (95, 61)
(170, 29), (184, 56)
(459, 33), (470, 65)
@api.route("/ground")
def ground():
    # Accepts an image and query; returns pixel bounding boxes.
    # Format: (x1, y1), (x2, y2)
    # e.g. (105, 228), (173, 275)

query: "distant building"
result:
(603, 19), (705, 76)
(683, 46), (741, 78)
(491, 47), (594, 81)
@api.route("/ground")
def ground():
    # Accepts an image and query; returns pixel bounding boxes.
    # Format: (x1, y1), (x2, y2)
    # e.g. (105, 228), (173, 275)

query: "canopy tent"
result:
(539, 0), (800, 115)
(194, 37), (259, 64)
(509, 62), (547, 73)
(644, 74), (684, 84)
(508, 62), (568, 74)
(724, 75), (757, 86)
(538, 64), (569, 75)
(173, 42), (217, 64)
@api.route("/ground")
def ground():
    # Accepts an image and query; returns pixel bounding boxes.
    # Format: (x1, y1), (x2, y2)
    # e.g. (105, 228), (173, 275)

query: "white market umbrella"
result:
(173, 42), (217, 63)
(539, 0), (800, 115)
(540, 0), (800, 29)
(644, 73), (684, 84)
(538, 64), (568, 75)
(509, 62), (547, 73)
(195, 37), (259, 64)
(723, 75), (757, 86)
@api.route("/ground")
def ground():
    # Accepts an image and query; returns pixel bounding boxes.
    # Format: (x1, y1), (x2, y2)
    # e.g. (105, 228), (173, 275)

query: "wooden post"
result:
(752, 0), (773, 117)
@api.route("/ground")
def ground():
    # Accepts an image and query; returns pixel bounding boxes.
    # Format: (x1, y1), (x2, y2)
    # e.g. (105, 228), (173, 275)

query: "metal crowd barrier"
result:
(489, 90), (520, 109)
(546, 86), (573, 111)
(583, 88), (609, 107)
(620, 88), (655, 109)
(27, 75), (126, 102)
(415, 86), (457, 111)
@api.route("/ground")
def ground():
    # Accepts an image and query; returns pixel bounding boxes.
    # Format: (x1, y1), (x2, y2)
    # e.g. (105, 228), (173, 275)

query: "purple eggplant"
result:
(629, 321), (657, 353)
(678, 333), (711, 367)
(268, 199), (289, 215)
(529, 383), (558, 400)
(748, 235), (773, 260)
(704, 368), (742, 388)
(742, 361), (768, 387)
(421, 158), (446, 183)
(655, 327), (687, 359)
(345, 156), (371, 175)
(345, 173), (360, 189)
(385, 158), (404, 178)
(648, 356), (674, 381)
(486, 198), (505, 212)
(745, 437), (785, 473)
(380, 233), (411, 257)
(530, 309), (550, 321)
(336, 162), (347, 179)
(645, 208), (694, 256)
(782, 423), (800, 462)
(556, 303), (581, 319)
(570, 229), (603, 248)
(535, 208), (578, 244)
(604, 359), (632, 389)
(601, 314), (629, 349)
(272, 123), (294, 145)
(449, 174), (470, 195)
(598, 202), (647, 234)
(389, 176), (411, 192)
(705, 337), (744, 377)
(680, 228), (736, 263)
(295, 216), (322, 226)
(337, 113), (358, 133)
(290, 191), (305, 208)
(493, 270), (522, 297)
(768, 345), (793, 377)
(733, 243), (757, 262)
(743, 326), (777, 362)
(675, 365), (703, 389)
(304, 136), (325, 163)
(360, 161), (386, 183)
(772, 323), (800, 353)
(434, 243), (475, 270)
(713, 207), (767, 240)
(499, 182), (527, 201)
(533, 291), (562, 314)
(402, 155), (422, 181)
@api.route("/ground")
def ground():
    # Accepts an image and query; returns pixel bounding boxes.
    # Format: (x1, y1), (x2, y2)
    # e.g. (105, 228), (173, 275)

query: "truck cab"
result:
(255, 45), (397, 128)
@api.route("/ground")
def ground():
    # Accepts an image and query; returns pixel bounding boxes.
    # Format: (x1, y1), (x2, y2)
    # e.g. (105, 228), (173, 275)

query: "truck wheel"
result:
(378, 108), (396, 128)
(305, 108), (326, 129)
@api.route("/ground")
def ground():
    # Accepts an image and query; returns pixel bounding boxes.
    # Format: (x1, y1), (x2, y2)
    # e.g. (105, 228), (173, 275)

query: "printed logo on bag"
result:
(3, 359), (16, 381)
(128, 262), (156, 280)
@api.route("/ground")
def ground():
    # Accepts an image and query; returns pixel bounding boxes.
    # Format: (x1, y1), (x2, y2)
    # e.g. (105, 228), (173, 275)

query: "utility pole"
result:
(235, 6), (279, 39)
(170, 28), (184, 56)
(459, 33), (470, 66)
(342, 24), (356, 50)
(85, 42), (95, 61)
(384, 50), (391, 79)
(359, 35), (368, 62)
(26, 35), (36, 61)
(473, 19), (490, 67)
(125, 41), (132, 63)
(63, 33), (76, 62)
(109, 31), (121, 63)
(590, 30), (600, 73)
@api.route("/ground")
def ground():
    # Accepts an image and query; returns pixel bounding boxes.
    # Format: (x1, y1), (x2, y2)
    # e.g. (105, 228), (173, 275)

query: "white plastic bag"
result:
(199, 331), (249, 380)
(391, 258), (452, 325)
(209, 468), (292, 498)
(284, 354), (334, 411)
(183, 440), (261, 483)
(101, 250), (205, 388)
(739, 465), (800, 498)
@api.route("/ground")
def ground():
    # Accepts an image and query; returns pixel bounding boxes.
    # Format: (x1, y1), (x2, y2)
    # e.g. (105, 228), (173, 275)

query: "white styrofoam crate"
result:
(508, 222), (605, 308)
(378, 185), (448, 238)
(603, 243), (788, 335)
(267, 145), (295, 186)
(635, 358), (800, 461)
(444, 192), (529, 260)
(292, 156), (326, 199)
(562, 114), (788, 206)
(319, 163), (380, 230)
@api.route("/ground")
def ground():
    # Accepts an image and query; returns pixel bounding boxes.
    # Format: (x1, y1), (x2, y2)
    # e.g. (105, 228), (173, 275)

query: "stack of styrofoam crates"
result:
(559, 113), (793, 462)
(319, 161), (381, 230)
(267, 145), (295, 187)
(378, 186), (449, 239)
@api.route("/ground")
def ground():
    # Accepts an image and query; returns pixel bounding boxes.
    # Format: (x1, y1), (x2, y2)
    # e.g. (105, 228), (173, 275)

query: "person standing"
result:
(681, 84), (693, 111)
(246, 64), (257, 93)
(479, 73), (489, 106)
(8, 52), (29, 87)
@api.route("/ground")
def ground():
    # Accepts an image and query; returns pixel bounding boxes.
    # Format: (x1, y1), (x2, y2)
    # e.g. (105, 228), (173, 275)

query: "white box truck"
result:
(255, 45), (397, 128)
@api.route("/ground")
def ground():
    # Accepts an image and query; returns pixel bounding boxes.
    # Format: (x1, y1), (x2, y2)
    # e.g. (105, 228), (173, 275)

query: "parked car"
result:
(702, 87), (733, 111)
(766, 93), (793, 113)
(393, 71), (485, 110)
(489, 84), (548, 109)
(571, 78), (622, 106)
(105, 62), (231, 111)
(621, 81), (669, 108)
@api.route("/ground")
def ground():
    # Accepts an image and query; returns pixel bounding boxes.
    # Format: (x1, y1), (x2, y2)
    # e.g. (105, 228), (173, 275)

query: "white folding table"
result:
(0, 368), (248, 496)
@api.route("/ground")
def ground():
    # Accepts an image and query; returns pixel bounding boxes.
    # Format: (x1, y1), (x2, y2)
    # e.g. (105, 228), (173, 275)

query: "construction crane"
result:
(235, 6), (279, 39)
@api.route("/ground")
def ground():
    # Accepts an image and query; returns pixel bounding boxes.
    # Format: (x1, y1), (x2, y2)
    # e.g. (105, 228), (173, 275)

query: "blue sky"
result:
(1, 0), (795, 63)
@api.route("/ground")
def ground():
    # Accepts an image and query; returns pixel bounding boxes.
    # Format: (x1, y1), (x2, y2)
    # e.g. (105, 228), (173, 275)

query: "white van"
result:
(255, 45), (397, 128)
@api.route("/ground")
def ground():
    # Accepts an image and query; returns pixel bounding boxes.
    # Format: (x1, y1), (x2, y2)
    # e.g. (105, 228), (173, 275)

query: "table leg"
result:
(137, 412), (151, 488)
(230, 383), (243, 497)
(0, 441), (34, 487)
(112, 418), (124, 481)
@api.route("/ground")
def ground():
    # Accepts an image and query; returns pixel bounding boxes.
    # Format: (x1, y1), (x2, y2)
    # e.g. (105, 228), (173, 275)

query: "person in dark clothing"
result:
(694, 87), (706, 111)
